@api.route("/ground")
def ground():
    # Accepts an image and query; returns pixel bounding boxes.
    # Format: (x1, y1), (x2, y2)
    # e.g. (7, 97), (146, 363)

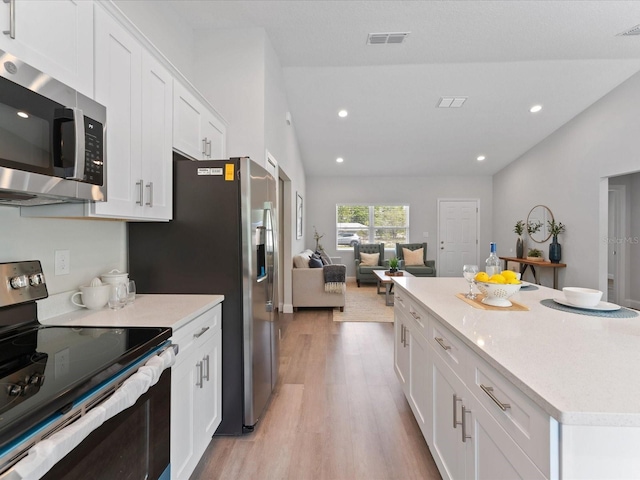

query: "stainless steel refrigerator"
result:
(128, 154), (278, 435)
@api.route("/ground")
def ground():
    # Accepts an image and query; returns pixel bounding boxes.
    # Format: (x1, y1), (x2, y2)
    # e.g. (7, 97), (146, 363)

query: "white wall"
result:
(0, 207), (126, 293)
(306, 175), (493, 277)
(493, 70), (640, 294)
(113, 0), (195, 79)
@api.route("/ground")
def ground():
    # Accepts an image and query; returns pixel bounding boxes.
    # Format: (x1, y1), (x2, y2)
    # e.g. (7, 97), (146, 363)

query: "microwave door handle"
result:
(67, 107), (86, 180)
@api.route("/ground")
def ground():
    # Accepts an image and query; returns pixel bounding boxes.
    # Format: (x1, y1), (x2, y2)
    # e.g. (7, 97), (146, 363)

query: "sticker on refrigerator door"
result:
(197, 168), (223, 176)
(225, 164), (235, 181)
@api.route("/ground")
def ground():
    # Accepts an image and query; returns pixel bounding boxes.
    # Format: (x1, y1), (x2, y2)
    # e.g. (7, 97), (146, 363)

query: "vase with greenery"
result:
(547, 220), (565, 264)
(389, 257), (399, 273)
(514, 220), (525, 258)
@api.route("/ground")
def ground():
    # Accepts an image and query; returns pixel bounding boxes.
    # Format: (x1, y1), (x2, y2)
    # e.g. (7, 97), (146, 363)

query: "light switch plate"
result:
(54, 250), (70, 275)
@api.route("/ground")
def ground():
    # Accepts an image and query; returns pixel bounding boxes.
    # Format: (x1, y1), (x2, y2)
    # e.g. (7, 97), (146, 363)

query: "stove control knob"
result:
(10, 275), (28, 289)
(28, 373), (45, 387)
(29, 273), (45, 286)
(7, 383), (25, 397)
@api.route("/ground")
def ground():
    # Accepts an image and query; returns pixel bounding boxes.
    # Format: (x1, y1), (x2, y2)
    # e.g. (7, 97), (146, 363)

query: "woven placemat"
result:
(540, 299), (639, 318)
(456, 293), (530, 311)
(519, 283), (539, 291)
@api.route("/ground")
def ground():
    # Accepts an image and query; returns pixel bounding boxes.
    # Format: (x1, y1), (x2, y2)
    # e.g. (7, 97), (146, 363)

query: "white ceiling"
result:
(167, 1), (640, 177)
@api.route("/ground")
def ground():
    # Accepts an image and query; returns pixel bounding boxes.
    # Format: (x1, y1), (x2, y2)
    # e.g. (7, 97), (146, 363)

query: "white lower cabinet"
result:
(171, 304), (222, 480)
(394, 285), (551, 480)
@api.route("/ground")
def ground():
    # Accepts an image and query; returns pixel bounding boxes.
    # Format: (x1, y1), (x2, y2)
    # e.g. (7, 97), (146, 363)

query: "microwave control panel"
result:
(84, 116), (104, 185)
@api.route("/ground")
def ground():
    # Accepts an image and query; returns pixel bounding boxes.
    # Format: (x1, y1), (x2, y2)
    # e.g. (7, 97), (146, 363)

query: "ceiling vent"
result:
(618, 24), (640, 36)
(367, 32), (410, 45)
(437, 97), (467, 108)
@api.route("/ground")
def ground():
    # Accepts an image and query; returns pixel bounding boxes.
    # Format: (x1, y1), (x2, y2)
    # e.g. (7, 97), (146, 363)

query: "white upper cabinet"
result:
(174, 81), (226, 160)
(0, 0), (93, 96)
(92, 6), (172, 221)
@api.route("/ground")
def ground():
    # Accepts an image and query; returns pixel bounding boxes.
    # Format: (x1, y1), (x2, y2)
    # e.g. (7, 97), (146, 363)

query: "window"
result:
(336, 204), (409, 249)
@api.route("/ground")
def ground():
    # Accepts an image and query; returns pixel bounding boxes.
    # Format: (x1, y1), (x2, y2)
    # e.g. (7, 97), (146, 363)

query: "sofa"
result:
(395, 242), (436, 277)
(292, 249), (346, 311)
(354, 243), (386, 287)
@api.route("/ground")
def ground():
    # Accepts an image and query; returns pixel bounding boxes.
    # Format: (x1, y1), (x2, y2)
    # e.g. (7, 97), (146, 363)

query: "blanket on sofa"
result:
(323, 264), (346, 293)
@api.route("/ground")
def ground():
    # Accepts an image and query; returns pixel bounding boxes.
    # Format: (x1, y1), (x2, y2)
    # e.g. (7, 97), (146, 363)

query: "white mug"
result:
(72, 285), (111, 310)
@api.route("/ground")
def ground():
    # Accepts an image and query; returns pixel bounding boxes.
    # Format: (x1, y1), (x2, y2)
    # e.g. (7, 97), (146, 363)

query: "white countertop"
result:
(39, 294), (224, 331)
(392, 277), (640, 427)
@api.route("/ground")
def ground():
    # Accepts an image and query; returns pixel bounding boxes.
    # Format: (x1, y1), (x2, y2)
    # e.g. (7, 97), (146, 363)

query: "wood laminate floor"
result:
(191, 309), (441, 480)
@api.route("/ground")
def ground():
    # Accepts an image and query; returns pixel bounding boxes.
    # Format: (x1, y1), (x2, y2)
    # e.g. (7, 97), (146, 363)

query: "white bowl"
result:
(562, 287), (603, 308)
(475, 281), (522, 307)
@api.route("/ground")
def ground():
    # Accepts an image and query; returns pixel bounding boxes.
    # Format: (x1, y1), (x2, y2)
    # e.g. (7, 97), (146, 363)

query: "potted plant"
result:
(514, 220), (525, 258)
(388, 257), (399, 274)
(547, 220), (565, 263)
(527, 248), (543, 262)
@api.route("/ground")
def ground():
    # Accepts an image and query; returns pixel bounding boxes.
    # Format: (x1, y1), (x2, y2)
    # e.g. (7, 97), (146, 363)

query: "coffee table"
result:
(373, 270), (414, 306)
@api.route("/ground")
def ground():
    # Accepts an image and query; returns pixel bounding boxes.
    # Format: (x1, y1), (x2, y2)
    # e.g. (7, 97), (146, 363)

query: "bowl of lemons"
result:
(474, 270), (522, 307)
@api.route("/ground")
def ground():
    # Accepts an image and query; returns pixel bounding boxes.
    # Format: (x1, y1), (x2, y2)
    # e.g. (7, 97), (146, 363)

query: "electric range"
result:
(0, 261), (172, 472)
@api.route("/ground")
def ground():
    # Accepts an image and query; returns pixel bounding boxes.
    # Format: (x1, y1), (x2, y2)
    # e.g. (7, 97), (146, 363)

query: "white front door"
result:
(438, 200), (479, 277)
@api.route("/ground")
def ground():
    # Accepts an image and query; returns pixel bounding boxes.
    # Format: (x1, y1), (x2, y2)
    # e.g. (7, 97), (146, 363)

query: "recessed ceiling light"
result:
(336, 157), (344, 163)
(529, 105), (543, 113)
(17, 111), (28, 118)
(477, 155), (486, 161)
(338, 110), (348, 118)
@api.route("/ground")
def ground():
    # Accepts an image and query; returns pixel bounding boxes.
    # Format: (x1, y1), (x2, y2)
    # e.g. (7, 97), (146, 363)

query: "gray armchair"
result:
(354, 243), (386, 287)
(396, 243), (436, 277)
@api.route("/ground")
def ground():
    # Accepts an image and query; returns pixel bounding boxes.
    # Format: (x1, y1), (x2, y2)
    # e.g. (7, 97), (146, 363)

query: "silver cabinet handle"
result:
(461, 405), (472, 442)
(202, 137), (207, 155)
(435, 337), (451, 351)
(195, 361), (203, 388)
(193, 326), (210, 338)
(396, 295), (402, 302)
(480, 384), (511, 411)
(403, 325), (409, 347)
(410, 311), (420, 320)
(145, 182), (153, 207)
(206, 139), (212, 157)
(400, 324), (404, 345)
(453, 394), (462, 428)
(3, 0), (15, 39)
(203, 355), (210, 381)
(136, 179), (144, 205)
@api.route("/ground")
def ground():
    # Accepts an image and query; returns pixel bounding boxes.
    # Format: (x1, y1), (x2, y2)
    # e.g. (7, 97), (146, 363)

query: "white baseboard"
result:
(283, 303), (294, 314)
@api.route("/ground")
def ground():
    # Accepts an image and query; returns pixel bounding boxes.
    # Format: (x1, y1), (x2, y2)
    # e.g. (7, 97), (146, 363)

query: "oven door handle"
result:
(3, 345), (175, 479)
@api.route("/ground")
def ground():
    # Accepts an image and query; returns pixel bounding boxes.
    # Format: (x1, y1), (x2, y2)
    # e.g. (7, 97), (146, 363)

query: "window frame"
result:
(335, 203), (410, 249)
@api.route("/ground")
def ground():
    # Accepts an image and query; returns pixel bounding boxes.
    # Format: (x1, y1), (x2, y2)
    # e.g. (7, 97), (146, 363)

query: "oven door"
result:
(0, 343), (175, 480)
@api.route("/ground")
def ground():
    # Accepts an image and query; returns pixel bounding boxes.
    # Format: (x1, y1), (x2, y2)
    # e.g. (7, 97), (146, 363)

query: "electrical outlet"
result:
(54, 250), (70, 275)
(423, 231), (429, 238)
(55, 348), (70, 378)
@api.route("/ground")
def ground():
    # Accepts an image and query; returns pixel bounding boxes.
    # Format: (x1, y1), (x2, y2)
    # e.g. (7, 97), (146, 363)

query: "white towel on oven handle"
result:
(8, 346), (175, 480)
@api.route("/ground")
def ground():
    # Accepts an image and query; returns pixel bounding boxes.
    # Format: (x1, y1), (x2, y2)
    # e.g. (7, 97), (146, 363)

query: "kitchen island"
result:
(40, 293), (224, 480)
(392, 277), (640, 480)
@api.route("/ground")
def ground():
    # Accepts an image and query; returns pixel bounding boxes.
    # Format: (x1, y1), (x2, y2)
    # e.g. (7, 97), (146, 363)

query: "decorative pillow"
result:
(317, 250), (332, 265)
(403, 247), (424, 266)
(360, 252), (380, 266)
(293, 251), (312, 268)
(309, 254), (323, 268)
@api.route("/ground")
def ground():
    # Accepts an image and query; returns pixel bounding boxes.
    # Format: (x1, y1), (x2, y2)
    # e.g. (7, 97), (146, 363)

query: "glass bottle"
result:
(485, 242), (501, 276)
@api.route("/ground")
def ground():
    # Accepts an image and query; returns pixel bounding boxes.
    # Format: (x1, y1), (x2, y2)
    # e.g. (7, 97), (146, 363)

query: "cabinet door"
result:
(0, 0), (93, 95)
(195, 331), (222, 450)
(408, 329), (431, 441)
(431, 347), (468, 480)
(93, 7), (142, 218)
(468, 398), (546, 480)
(394, 312), (410, 393)
(170, 355), (198, 480)
(173, 82), (206, 160)
(202, 112), (226, 159)
(139, 51), (172, 220)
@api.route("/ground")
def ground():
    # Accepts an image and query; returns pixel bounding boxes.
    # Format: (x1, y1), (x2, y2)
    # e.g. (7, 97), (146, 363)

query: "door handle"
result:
(136, 179), (144, 205)
(461, 405), (472, 442)
(206, 140), (212, 157)
(195, 361), (203, 388)
(145, 182), (153, 207)
(202, 355), (210, 381)
(193, 326), (210, 338)
(3, 0), (15, 39)
(453, 394), (462, 428)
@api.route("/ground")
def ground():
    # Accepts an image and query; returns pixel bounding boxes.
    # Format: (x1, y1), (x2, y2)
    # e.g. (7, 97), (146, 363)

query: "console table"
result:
(499, 256), (566, 289)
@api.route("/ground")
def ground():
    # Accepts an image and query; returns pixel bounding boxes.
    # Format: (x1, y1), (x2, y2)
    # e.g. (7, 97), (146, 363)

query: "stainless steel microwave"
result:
(0, 49), (106, 206)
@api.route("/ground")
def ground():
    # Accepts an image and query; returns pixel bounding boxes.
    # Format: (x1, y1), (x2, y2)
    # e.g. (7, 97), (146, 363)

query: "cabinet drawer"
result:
(429, 318), (467, 380)
(172, 305), (221, 363)
(471, 355), (551, 476)
(395, 287), (430, 341)
(394, 286), (410, 316)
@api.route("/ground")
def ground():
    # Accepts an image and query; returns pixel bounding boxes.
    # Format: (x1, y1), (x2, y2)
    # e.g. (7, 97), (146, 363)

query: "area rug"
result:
(333, 281), (394, 323)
